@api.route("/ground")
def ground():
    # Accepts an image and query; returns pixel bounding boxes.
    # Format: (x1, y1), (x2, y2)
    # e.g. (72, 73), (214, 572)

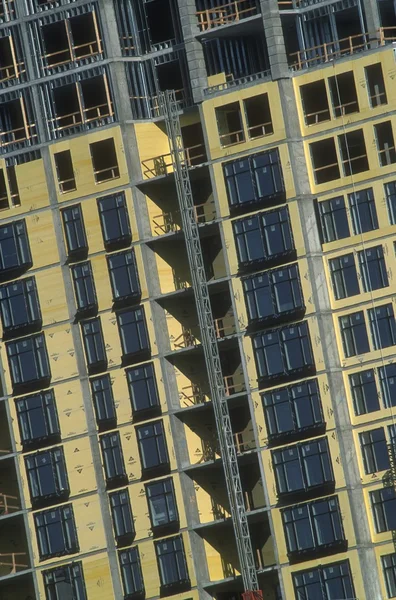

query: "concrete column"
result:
(361, 0), (381, 36)
(177, 0), (208, 103)
(260, 0), (290, 80)
(278, 77), (382, 599)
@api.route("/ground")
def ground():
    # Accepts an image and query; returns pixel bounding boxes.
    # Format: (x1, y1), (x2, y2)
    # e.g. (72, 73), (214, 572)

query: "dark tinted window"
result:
(253, 322), (314, 382)
(349, 369), (379, 415)
(382, 553), (396, 598)
(329, 254), (359, 300)
(137, 420), (169, 477)
(117, 307), (150, 364)
(272, 437), (334, 498)
(0, 219), (32, 277)
(348, 188), (378, 234)
(35, 504), (78, 560)
(155, 535), (190, 591)
(90, 374), (116, 430)
(358, 246), (388, 292)
(25, 447), (69, 507)
(369, 304), (396, 350)
(119, 547), (144, 599)
(379, 364), (396, 409)
(0, 277), (41, 335)
(71, 262), (97, 315)
(100, 431), (126, 487)
(293, 560), (355, 600)
(110, 489), (134, 544)
(371, 487), (396, 533)
(98, 192), (131, 250)
(62, 205), (88, 258)
(243, 264), (304, 324)
(146, 478), (178, 534)
(224, 149), (284, 213)
(6, 333), (51, 392)
(282, 496), (344, 556)
(339, 311), (369, 357)
(43, 562), (87, 600)
(263, 379), (323, 442)
(108, 249), (140, 304)
(385, 181), (396, 225)
(360, 428), (389, 474)
(233, 207), (294, 269)
(318, 197), (349, 243)
(81, 317), (107, 374)
(16, 389), (60, 449)
(127, 362), (160, 418)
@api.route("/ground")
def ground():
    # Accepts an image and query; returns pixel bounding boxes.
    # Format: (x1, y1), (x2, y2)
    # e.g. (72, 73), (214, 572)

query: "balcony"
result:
(141, 144), (206, 179)
(195, 0), (259, 32)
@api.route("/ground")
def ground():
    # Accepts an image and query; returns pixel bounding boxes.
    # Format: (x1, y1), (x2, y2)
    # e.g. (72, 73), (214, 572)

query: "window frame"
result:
(90, 374), (117, 431)
(109, 488), (135, 545)
(0, 219), (32, 279)
(119, 546), (145, 600)
(155, 535), (190, 594)
(71, 261), (98, 317)
(371, 487), (396, 533)
(127, 362), (161, 421)
(43, 561), (87, 600)
(359, 427), (389, 474)
(107, 249), (141, 306)
(61, 204), (88, 260)
(81, 317), (107, 374)
(97, 192), (131, 251)
(339, 311), (369, 358)
(136, 420), (170, 479)
(6, 332), (51, 393)
(100, 431), (127, 489)
(368, 303), (396, 350)
(15, 389), (60, 450)
(292, 560), (355, 600)
(25, 446), (69, 508)
(35, 503), (79, 561)
(146, 477), (179, 536)
(117, 306), (150, 365)
(0, 276), (41, 337)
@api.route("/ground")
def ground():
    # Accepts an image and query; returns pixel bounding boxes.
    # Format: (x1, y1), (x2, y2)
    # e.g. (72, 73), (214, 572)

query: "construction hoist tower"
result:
(159, 90), (263, 600)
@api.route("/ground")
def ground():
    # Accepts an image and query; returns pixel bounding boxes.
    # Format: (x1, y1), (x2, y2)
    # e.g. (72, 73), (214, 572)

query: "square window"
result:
(16, 389), (60, 450)
(35, 504), (78, 560)
(0, 276), (41, 337)
(358, 246), (388, 292)
(0, 219), (32, 279)
(25, 446), (69, 508)
(368, 304), (396, 350)
(318, 197), (349, 243)
(360, 428), (389, 474)
(43, 562), (87, 600)
(349, 369), (379, 416)
(293, 560), (355, 600)
(6, 333), (51, 393)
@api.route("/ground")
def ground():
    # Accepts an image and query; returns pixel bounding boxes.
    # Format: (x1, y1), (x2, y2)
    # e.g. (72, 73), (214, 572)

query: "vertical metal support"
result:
(159, 89), (259, 593)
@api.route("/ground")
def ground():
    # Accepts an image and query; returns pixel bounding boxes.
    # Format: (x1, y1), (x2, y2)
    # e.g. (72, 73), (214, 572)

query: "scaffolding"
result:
(159, 90), (260, 595)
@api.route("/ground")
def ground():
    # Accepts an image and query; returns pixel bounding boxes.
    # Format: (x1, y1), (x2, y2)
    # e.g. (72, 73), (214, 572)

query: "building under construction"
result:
(0, 0), (396, 599)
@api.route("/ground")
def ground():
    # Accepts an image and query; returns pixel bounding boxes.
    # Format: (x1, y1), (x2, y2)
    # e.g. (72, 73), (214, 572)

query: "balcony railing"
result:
(0, 493), (19, 515)
(0, 123), (37, 149)
(142, 144), (206, 178)
(42, 39), (103, 70)
(196, 0), (258, 31)
(291, 28), (396, 71)
(0, 61), (25, 84)
(152, 201), (216, 235)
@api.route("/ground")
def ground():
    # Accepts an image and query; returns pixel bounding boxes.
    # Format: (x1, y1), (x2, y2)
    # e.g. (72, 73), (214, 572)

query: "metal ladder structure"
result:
(159, 90), (260, 596)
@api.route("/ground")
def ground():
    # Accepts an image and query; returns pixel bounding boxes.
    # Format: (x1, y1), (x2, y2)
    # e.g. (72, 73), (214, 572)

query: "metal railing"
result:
(0, 123), (37, 148)
(93, 165), (119, 183)
(196, 0), (258, 31)
(247, 121), (273, 139)
(0, 553), (28, 574)
(0, 60), (25, 83)
(0, 493), (19, 515)
(219, 129), (245, 148)
(43, 39), (102, 69)
(152, 201), (216, 235)
(141, 143), (206, 178)
(49, 102), (114, 132)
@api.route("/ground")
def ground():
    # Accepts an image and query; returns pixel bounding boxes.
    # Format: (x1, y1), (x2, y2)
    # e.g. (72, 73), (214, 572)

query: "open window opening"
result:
(365, 63), (387, 108)
(181, 123), (207, 167)
(300, 80), (330, 125)
(195, 0), (259, 31)
(156, 54), (191, 108)
(310, 138), (340, 184)
(375, 121), (396, 166)
(52, 83), (81, 131)
(244, 94), (273, 139)
(203, 33), (269, 83)
(333, 6), (365, 51)
(0, 35), (22, 83)
(41, 20), (71, 68)
(378, 0), (396, 28)
(41, 11), (101, 70)
(329, 71), (359, 117)
(90, 138), (120, 183)
(145, 0), (179, 48)
(54, 150), (76, 193)
(81, 75), (113, 122)
(216, 102), (245, 147)
(69, 12), (101, 60)
(338, 129), (368, 176)
(0, 97), (33, 149)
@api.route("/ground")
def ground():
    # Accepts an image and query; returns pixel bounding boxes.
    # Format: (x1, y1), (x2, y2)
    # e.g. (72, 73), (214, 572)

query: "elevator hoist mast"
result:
(159, 90), (262, 600)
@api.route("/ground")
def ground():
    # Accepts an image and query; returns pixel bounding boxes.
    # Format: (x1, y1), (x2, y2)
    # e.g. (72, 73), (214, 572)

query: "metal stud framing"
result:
(159, 89), (259, 593)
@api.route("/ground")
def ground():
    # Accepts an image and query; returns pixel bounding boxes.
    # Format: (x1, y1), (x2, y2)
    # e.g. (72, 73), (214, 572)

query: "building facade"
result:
(0, 0), (395, 599)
